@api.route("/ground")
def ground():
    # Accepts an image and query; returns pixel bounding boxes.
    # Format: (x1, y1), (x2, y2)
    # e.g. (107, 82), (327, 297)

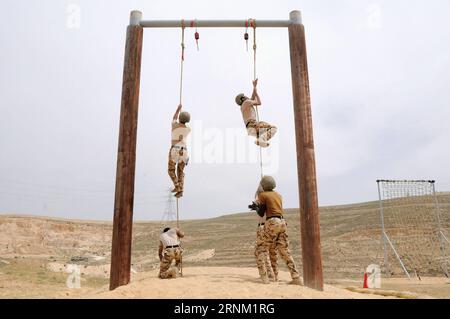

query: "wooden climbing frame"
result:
(110, 10), (324, 291)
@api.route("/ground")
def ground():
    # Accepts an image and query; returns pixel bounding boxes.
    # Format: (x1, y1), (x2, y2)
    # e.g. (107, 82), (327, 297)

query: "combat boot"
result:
(175, 191), (183, 198)
(168, 267), (178, 278)
(255, 140), (269, 148)
(288, 277), (302, 285)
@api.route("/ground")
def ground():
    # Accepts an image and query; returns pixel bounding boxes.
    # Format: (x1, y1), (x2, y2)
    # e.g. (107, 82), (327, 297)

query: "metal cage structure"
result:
(377, 180), (450, 278)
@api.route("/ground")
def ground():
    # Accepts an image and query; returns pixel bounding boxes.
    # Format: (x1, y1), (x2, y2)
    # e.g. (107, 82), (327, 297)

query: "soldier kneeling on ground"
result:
(255, 176), (302, 285)
(158, 227), (184, 279)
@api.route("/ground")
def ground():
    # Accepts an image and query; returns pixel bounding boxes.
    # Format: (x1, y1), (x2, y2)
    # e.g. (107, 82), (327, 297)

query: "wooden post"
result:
(288, 10), (324, 290)
(110, 11), (143, 291)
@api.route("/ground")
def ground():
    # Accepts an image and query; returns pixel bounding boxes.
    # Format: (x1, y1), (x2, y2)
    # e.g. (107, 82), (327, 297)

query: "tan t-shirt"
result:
(171, 122), (191, 147)
(240, 100), (257, 125)
(258, 191), (283, 218)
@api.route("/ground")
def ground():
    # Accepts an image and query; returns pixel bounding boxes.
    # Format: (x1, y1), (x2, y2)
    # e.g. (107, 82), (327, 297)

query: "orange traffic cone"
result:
(363, 272), (369, 288)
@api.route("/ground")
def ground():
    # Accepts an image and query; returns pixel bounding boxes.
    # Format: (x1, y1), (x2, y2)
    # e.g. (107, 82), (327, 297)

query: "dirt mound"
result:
(94, 267), (392, 299)
(183, 249), (215, 262)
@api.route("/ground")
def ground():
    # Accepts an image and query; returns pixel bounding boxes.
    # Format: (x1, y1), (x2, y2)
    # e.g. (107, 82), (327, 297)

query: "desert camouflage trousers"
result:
(255, 218), (300, 281)
(159, 247), (183, 279)
(168, 146), (188, 192)
(246, 120), (278, 143)
(255, 225), (278, 280)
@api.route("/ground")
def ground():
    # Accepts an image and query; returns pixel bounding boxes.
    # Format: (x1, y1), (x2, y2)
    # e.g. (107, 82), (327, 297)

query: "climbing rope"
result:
(176, 20), (185, 227)
(179, 20), (186, 106)
(176, 197), (183, 276)
(176, 197), (180, 228)
(251, 19), (257, 82)
(250, 19), (264, 179)
(177, 21), (185, 276)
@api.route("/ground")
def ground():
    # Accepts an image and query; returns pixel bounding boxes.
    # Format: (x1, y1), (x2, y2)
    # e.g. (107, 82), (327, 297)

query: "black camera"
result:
(248, 201), (259, 211)
(248, 201), (266, 217)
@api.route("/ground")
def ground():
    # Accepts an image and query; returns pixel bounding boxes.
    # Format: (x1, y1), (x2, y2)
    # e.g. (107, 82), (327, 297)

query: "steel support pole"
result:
(140, 19), (291, 28)
(432, 183), (449, 277)
(377, 181), (390, 276)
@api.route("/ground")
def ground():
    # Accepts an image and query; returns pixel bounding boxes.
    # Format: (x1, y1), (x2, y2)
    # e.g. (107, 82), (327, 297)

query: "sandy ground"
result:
(334, 276), (450, 299)
(1, 211), (449, 299)
(1, 258), (446, 298)
(93, 267), (393, 299)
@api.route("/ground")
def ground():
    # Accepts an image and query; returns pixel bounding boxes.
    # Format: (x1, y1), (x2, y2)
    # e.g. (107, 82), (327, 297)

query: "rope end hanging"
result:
(181, 19), (186, 61)
(193, 19), (199, 51)
(244, 20), (249, 51)
(176, 197), (179, 229)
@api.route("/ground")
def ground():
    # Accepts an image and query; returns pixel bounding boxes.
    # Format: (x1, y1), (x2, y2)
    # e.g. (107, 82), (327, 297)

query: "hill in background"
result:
(1, 193), (449, 289)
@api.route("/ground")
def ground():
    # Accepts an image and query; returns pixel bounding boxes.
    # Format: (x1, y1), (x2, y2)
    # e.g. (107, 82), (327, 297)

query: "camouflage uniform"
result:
(168, 146), (188, 194)
(257, 217), (300, 281)
(255, 223), (278, 280)
(246, 120), (278, 145)
(159, 247), (183, 279)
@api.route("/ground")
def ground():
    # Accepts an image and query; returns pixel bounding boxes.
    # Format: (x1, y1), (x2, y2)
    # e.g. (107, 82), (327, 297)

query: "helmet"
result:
(260, 176), (276, 191)
(235, 93), (246, 106)
(179, 111), (190, 124)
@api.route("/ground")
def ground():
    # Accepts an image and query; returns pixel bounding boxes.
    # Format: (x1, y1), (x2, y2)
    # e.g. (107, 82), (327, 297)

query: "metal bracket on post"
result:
(289, 10), (302, 25)
(130, 10), (142, 26)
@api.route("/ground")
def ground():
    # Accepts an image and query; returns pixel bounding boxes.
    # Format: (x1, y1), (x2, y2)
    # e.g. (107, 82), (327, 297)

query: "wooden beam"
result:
(288, 11), (324, 291)
(110, 12), (143, 291)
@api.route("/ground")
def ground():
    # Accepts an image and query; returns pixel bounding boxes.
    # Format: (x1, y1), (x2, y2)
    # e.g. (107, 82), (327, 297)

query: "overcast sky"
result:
(1, 0), (450, 221)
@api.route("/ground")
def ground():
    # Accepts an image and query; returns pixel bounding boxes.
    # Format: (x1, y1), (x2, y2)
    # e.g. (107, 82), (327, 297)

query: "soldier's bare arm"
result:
(251, 79), (261, 106)
(251, 87), (257, 100)
(254, 91), (261, 106)
(176, 228), (185, 238)
(255, 185), (264, 200)
(248, 91), (261, 107)
(172, 104), (182, 122)
(158, 241), (163, 261)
